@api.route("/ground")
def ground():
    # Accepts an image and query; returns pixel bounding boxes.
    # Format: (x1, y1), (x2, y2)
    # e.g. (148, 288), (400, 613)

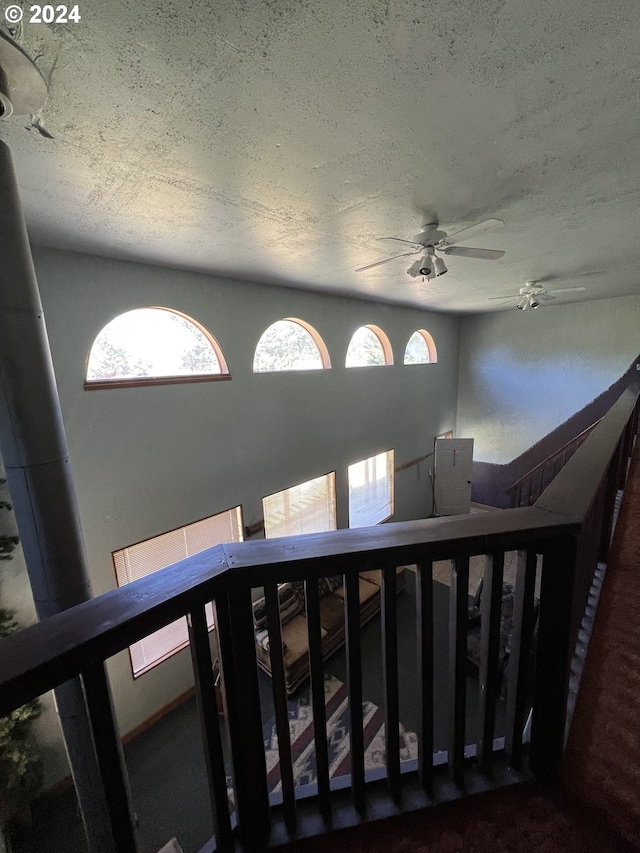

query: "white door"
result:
(434, 438), (474, 516)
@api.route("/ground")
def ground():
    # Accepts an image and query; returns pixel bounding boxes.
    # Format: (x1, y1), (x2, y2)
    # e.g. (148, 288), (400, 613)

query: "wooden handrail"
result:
(506, 418), (602, 498)
(0, 383), (636, 852)
(0, 506), (574, 716)
(535, 385), (638, 519)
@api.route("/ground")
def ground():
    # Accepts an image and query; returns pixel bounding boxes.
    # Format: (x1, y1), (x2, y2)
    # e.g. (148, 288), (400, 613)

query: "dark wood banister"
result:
(506, 418), (602, 507)
(0, 383), (637, 853)
(0, 505), (574, 715)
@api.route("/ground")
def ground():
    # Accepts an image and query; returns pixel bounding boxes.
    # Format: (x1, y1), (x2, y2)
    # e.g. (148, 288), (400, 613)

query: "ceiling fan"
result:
(355, 218), (505, 280)
(488, 281), (587, 311)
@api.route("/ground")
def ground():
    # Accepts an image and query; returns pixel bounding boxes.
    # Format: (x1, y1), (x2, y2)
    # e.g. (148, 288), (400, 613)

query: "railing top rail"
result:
(534, 384), (639, 519)
(0, 545), (228, 715)
(0, 506), (574, 715)
(222, 505), (573, 574)
(506, 418), (602, 495)
(0, 384), (636, 717)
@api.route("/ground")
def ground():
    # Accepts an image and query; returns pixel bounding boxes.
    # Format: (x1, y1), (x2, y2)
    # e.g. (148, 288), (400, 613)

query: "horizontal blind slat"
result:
(264, 474), (336, 538)
(114, 506), (243, 675)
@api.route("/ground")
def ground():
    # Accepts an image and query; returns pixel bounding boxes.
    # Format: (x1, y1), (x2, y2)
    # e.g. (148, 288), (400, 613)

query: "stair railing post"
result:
(530, 535), (578, 781)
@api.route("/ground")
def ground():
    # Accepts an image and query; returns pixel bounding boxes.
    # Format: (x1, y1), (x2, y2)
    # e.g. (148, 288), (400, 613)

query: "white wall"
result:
(456, 295), (640, 464)
(3, 246), (460, 785)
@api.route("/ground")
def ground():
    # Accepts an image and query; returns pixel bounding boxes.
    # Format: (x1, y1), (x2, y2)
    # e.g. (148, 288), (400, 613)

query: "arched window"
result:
(403, 330), (437, 365)
(85, 307), (229, 388)
(253, 318), (330, 373)
(345, 325), (393, 368)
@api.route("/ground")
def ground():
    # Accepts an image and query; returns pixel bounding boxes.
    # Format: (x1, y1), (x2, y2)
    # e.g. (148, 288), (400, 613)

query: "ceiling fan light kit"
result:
(356, 218), (505, 279)
(432, 255), (448, 277)
(0, 32), (48, 118)
(517, 293), (539, 310)
(489, 281), (587, 311)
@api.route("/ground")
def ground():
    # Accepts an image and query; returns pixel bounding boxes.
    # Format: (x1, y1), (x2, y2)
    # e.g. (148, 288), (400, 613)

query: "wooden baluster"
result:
(344, 570), (365, 812)
(415, 559), (434, 795)
(187, 604), (233, 853)
(264, 583), (296, 828)
(505, 549), (537, 769)
(81, 661), (138, 853)
(381, 565), (400, 797)
(216, 585), (270, 850)
(449, 555), (469, 787)
(530, 537), (577, 782)
(305, 576), (331, 819)
(477, 551), (504, 773)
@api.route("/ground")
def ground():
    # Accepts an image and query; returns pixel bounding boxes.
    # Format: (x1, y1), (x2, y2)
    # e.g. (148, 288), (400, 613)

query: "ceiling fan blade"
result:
(443, 246), (505, 260)
(377, 237), (423, 247)
(487, 296), (518, 301)
(536, 294), (555, 301)
(546, 286), (587, 294)
(354, 250), (417, 273)
(441, 218), (504, 247)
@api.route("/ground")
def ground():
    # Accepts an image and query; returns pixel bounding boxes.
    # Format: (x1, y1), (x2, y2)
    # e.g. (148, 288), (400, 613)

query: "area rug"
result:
(263, 675), (417, 791)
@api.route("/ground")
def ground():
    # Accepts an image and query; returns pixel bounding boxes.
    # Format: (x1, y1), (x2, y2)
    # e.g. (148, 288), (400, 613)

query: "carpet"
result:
(264, 675), (417, 792)
(562, 436), (640, 846)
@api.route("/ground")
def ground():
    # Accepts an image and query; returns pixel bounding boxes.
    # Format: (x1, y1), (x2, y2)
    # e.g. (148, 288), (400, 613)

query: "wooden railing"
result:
(0, 386), (638, 853)
(506, 419), (602, 508)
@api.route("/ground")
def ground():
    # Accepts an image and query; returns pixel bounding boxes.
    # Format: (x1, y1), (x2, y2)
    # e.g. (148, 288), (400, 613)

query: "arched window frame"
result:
(345, 324), (394, 368)
(252, 317), (331, 373)
(84, 307), (230, 390)
(403, 329), (438, 365)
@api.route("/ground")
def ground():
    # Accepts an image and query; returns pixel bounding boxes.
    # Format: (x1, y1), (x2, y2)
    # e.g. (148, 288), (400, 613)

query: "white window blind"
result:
(348, 450), (394, 528)
(263, 473), (337, 538)
(113, 506), (243, 676)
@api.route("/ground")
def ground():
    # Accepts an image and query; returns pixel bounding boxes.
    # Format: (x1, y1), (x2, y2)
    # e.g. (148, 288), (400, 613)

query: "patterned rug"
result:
(263, 675), (417, 791)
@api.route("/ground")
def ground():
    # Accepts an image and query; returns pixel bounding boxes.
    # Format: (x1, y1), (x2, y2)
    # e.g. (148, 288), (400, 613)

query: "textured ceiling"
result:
(1, 0), (639, 312)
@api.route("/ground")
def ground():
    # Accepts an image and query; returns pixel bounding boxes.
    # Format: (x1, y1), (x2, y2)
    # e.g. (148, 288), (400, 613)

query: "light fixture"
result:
(407, 259), (422, 278)
(432, 255), (448, 277)
(0, 32), (48, 118)
(516, 293), (540, 310)
(418, 253), (433, 276)
(407, 258), (434, 279)
(408, 246), (447, 279)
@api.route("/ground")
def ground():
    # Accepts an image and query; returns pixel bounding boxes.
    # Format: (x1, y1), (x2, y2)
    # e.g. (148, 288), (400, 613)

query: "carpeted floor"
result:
(562, 440), (640, 846)
(282, 782), (631, 853)
(261, 675), (416, 794)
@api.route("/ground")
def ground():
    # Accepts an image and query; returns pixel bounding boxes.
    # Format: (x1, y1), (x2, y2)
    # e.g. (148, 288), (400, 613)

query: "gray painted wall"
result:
(456, 295), (640, 464)
(4, 247), (460, 786)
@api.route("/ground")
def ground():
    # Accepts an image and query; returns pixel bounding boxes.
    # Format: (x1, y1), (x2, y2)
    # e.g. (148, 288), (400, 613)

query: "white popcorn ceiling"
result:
(1, 0), (639, 313)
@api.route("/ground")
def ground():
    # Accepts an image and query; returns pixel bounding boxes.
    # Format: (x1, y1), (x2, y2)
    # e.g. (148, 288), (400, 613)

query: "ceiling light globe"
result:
(433, 256), (448, 276)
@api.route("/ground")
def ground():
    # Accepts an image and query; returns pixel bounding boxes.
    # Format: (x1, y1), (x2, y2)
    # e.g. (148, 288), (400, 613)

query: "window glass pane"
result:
(253, 320), (325, 372)
(345, 326), (385, 367)
(348, 451), (394, 527)
(87, 308), (224, 381)
(404, 331), (431, 364)
(113, 506), (243, 676)
(263, 473), (337, 538)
